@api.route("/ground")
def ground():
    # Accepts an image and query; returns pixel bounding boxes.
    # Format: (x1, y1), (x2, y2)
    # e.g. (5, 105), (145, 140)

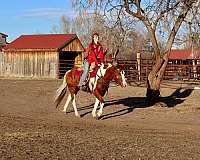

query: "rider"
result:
(78, 32), (104, 89)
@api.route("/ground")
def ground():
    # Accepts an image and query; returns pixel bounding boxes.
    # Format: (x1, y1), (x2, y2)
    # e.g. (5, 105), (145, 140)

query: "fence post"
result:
(193, 60), (197, 79)
(137, 52), (141, 81)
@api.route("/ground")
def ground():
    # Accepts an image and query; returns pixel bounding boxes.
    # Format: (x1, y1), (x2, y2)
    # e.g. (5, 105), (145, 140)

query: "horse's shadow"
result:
(99, 87), (193, 120)
(66, 88), (193, 119)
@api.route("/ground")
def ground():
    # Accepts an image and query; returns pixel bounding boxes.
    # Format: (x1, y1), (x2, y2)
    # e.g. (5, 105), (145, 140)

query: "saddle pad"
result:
(89, 70), (97, 78)
(74, 68), (83, 77)
(74, 67), (99, 78)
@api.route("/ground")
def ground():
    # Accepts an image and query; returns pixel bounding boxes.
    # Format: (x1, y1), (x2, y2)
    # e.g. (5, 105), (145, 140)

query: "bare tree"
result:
(51, 10), (143, 58)
(71, 0), (200, 104)
(50, 15), (74, 34)
(124, 0), (199, 103)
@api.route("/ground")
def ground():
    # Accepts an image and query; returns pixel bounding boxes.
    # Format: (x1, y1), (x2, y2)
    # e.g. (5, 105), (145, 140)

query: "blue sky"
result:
(0, 0), (75, 42)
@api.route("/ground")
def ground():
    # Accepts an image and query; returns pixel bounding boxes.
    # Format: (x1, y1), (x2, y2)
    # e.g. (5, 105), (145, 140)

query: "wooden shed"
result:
(0, 34), (84, 78)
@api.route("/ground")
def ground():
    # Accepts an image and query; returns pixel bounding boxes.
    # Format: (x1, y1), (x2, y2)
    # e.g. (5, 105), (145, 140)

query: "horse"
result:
(54, 63), (127, 118)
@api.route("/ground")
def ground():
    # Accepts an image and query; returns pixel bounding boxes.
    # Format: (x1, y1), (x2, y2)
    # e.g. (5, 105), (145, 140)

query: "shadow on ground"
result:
(99, 88), (193, 120)
(63, 88), (193, 119)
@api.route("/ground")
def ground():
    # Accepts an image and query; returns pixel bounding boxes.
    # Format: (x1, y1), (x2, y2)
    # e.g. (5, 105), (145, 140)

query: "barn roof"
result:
(169, 49), (200, 60)
(3, 34), (79, 50)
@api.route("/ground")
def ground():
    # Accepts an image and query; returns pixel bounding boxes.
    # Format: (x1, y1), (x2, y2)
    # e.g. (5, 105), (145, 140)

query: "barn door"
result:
(59, 51), (78, 78)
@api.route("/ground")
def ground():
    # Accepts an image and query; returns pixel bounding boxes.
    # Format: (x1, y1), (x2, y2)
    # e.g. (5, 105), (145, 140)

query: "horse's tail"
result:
(54, 70), (70, 108)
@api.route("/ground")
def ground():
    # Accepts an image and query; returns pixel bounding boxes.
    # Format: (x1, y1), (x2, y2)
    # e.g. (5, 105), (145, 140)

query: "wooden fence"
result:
(1, 55), (199, 81)
(59, 58), (200, 81)
(117, 59), (200, 83)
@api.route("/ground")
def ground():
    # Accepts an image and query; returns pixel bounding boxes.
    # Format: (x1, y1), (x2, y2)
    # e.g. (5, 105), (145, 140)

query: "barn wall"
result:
(61, 39), (84, 52)
(0, 50), (58, 78)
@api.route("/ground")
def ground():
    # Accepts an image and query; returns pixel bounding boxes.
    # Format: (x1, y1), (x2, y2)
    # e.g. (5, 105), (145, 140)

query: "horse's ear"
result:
(104, 49), (108, 56)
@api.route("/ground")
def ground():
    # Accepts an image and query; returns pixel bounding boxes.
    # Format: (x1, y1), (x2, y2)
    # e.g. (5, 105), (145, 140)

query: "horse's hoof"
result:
(97, 112), (102, 117)
(92, 115), (96, 119)
(92, 112), (97, 118)
(96, 116), (101, 120)
(97, 116), (102, 120)
(75, 114), (81, 118)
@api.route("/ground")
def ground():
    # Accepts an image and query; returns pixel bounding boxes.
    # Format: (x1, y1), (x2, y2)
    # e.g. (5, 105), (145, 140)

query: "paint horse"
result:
(54, 63), (127, 118)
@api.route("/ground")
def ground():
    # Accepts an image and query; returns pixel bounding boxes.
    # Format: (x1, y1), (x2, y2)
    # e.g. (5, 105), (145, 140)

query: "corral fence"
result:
(26, 58), (200, 82)
(116, 59), (200, 83)
(59, 58), (200, 82)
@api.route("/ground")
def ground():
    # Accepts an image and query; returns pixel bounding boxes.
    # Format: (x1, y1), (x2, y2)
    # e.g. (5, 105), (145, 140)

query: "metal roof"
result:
(169, 49), (200, 60)
(3, 34), (78, 50)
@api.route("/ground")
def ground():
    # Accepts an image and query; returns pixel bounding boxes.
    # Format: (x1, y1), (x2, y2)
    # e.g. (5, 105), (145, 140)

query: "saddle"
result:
(74, 66), (101, 93)
(74, 66), (99, 79)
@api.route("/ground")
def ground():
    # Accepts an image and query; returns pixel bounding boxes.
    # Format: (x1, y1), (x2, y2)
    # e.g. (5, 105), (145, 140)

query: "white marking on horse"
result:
(63, 94), (71, 112)
(72, 95), (80, 117)
(90, 63), (112, 91)
(92, 98), (100, 118)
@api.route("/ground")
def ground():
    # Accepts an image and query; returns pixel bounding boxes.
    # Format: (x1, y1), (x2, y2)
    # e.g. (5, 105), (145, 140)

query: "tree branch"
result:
(154, 1), (180, 30)
(124, 0), (160, 59)
(165, 1), (194, 53)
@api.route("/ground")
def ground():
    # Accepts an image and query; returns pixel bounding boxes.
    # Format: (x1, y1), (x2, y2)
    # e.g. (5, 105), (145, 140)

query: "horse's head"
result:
(109, 49), (127, 87)
(111, 64), (127, 87)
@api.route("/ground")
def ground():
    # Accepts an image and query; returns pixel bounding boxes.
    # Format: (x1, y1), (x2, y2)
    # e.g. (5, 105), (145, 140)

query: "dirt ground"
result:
(0, 79), (200, 160)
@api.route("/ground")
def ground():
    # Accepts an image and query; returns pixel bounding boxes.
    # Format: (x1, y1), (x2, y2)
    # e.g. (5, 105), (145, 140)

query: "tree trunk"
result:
(146, 53), (169, 105)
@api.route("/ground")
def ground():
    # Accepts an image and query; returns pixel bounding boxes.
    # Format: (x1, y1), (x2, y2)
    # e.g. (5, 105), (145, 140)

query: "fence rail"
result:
(117, 59), (200, 82)
(59, 59), (200, 81)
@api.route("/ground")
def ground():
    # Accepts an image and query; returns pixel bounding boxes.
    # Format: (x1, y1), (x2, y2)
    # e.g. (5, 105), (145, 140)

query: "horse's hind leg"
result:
(92, 98), (100, 118)
(63, 94), (72, 112)
(71, 94), (80, 118)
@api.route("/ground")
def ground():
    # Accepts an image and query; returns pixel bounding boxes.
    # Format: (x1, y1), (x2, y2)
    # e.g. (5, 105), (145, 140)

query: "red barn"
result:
(168, 49), (200, 79)
(0, 34), (84, 78)
(169, 49), (200, 64)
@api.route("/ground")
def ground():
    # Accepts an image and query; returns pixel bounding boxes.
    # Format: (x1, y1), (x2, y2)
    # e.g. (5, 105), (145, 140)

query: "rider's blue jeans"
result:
(78, 59), (89, 86)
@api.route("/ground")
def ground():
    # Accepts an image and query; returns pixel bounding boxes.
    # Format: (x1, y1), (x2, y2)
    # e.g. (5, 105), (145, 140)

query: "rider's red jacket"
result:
(84, 42), (104, 65)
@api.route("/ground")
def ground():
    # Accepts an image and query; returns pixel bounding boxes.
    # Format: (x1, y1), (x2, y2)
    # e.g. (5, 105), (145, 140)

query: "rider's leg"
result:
(78, 59), (89, 87)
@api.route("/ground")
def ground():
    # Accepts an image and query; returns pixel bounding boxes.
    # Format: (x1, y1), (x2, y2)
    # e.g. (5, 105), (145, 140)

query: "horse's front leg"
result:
(97, 102), (105, 117)
(92, 98), (99, 118)
(93, 90), (105, 118)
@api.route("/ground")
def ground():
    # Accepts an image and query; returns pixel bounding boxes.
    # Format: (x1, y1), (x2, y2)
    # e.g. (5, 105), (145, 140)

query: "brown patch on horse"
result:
(65, 67), (80, 94)
(93, 65), (119, 103)
(93, 77), (109, 103)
